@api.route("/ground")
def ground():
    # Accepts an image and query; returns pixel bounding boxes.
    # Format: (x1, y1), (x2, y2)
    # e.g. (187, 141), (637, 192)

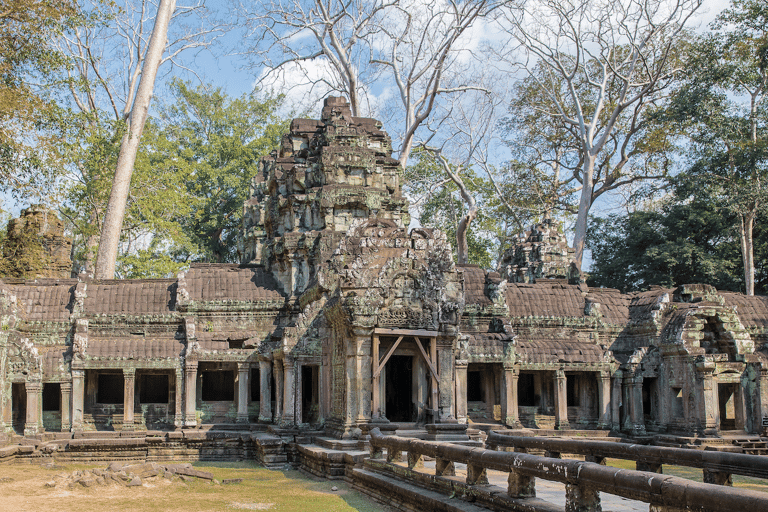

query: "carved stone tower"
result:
(241, 97), (409, 296)
(496, 218), (574, 283)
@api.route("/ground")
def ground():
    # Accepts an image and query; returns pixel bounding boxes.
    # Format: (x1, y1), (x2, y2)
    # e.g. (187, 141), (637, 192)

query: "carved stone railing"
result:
(486, 432), (768, 486)
(368, 428), (768, 512)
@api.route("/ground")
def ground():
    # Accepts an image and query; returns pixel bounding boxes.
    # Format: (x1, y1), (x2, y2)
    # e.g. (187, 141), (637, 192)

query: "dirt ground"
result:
(0, 461), (396, 512)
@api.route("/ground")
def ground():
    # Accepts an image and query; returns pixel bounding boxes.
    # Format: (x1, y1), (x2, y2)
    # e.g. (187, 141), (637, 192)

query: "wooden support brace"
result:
(373, 336), (404, 378)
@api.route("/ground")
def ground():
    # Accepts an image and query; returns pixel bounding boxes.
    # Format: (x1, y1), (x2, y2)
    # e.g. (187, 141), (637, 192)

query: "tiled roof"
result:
(461, 266), (491, 306)
(42, 347), (69, 377)
(8, 281), (75, 321)
(587, 288), (631, 324)
(185, 264), (285, 302)
(506, 282), (585, 318)
(516, 339), (606, 364)
(85, 279), (176, 315)
(85, 338), (184, 360)
(722, 293), (768, 330)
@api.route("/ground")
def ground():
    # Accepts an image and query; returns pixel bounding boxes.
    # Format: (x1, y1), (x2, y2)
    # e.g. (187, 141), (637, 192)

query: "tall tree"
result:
(498, 0), (702, 270)
(664, 0), (768, 295)
(95, 0), (177, 279)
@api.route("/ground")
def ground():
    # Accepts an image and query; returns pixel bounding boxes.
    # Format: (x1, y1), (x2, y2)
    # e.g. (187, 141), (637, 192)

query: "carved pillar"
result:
(554, 369), (570, 430)
(503, 366), (521, 427)
(59, 382), (71, 432)
(698, 361), (718, 435)
(274, 360), (284, 425)
(184, 361), (198, 427)
(174, 368), (183, 428)
(372, 334), (381, 420)
(598, 371), (611, 429)
(24, 381), (41, 436)
(122, 368), (135, 431)
(760, 369), (768, 434)
(281, 357), (295, 427)
(437, 339), (454, 421)
(355, 332), (371, 425)
(631, 374), (645, 434)
(611, 370), (622, 432)
(236, 363), (250, 424)
(455, 361), (468, 424)
(71, 369), (84, 431)
(259, 360), (273, 423)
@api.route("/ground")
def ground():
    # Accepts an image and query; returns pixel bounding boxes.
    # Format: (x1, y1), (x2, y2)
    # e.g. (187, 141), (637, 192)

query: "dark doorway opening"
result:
(11, 383), (25, 435)
(201, 370), (235, 401)
(642, 378), (658, 423)
(43, 383), (60, 411)
(302, 365), (319, 424)
(385, 355), (413, 422)
(250, 368), (260, 402)
(518, 373), (535, 407)
(566, 374), (580, 406)
(467, 370), (483, 402)
(97, 373), (123, 404)
(139, 374), (169, 403)
(719, 382), (738, 430)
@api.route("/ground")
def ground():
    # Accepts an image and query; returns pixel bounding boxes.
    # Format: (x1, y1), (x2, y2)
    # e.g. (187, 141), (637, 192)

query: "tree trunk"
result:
(94, 0), (177, 279)
(572, 156), (596, 270)
(740, 212), (755, 296)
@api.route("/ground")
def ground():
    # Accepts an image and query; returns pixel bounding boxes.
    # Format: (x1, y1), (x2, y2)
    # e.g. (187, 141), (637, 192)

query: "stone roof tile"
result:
(85, 279), (176, 315)
(185, 264), (285, 303)
(9, 281), (75, 322)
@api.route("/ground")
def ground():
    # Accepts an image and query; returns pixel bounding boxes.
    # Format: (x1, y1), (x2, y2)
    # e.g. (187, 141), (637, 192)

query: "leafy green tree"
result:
(586, 182), (750, 293)
(0, 0), (80, 200)
(664, 0), (768, 295)
(151, 80), (289, 264)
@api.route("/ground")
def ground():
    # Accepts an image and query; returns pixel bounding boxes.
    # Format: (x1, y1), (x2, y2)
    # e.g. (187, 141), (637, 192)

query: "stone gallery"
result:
(2, 97), (768, 445)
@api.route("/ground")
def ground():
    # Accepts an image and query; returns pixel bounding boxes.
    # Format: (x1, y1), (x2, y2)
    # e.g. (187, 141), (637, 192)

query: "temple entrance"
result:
(719, 382), (741, 431)
(301, 365), (319, 424)
(11, 383), (25, 435)
(385, 355), (413, 422)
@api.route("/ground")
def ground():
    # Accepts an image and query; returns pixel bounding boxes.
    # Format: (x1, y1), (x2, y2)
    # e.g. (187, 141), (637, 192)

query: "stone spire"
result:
(496, 218), (574, 283)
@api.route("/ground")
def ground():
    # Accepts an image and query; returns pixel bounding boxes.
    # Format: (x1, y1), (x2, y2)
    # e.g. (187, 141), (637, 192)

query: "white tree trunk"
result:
(572, 156), (595, 270)
(94, 0), (177, 279)
(740, 213), (755, 296)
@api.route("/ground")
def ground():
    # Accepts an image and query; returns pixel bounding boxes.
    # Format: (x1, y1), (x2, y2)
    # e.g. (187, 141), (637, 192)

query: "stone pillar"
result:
(184, 361), (198, 427)
(698, 362), (718, 435)
(598, 370), (611, 429)
(174, 368), (183, 428)
(355, 331), (372, 425)
(611, 370), (623, 432)
(281, 357), (295, 427)
(372, 334), (381, 420)
(259, 360), (273, 423)
(508, 469), (536, 498)
(71, 369), (84, 431)
(60, 382), (72, 432)
(274, 360), (284, 425)
(437, 340), (455, 421)
(236, 363), (250, 424)
(631, 374), (645, 434)
(503, 366), (521, 427)
(455, 361), (468, 424)
(24, 381), (41, 436)
(554, 369), (570, 430)
(760, 369), (768, 435)
(122, 368), (135, 431)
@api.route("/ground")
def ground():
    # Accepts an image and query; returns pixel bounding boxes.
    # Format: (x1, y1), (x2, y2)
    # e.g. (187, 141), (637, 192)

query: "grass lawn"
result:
(604, 458), (768, 493)
(0, 461), (395, 512)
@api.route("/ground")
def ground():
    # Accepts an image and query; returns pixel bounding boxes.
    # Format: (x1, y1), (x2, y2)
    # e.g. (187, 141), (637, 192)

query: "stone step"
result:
(314, 437), (362, 451)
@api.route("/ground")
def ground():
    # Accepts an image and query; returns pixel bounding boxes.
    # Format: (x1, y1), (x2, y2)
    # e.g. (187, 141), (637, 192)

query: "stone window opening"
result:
(42, 383), (60, 411)
(201, 370), (235, 401)
(250, 368), (260, 402)
(139, 374), (169, 404)
(518, 373), (535, 407)
(97, 373), (123, 404)
(566, 374), (580, 407)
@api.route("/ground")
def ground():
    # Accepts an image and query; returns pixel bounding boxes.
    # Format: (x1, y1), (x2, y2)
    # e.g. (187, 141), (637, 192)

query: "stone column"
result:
(71, 369), (84, 431)
(259, 360), (273, 423)
(631, 374), (646, 434)
(437, 340), (455, 421)
(503, 366), (521, 427)
(355, 331), (372, 425)
(554, 369), (570, 430)
(611, 370), (623, 432)
(122, 368), (135, 431)
(697, 361), (718, 435)
(59, 382), (72, 432)
(281, 357), (295, 427)
(598, 371), (611, 429)
(274, 360), (284, 425)
(455, 361), (468, 424)
(24, 381), (41, 435)
(236, 363), (250, 424)
(174, 368), (183, 428)
(760, 369), (768, 435)
(184, 361), (198, 427)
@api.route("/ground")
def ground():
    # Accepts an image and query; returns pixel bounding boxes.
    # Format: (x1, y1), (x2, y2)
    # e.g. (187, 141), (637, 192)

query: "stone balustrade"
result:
(486, 432), (768, 485)
(368, 428), (768, 512)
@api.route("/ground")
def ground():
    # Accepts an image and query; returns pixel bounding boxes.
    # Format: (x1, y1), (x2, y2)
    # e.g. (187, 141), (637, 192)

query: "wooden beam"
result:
(373, 336), (404, 379)
(414, 337), (439, 381)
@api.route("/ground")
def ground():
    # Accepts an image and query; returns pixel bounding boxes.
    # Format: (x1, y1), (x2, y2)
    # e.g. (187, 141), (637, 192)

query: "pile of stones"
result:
(44, 462), (241, 489)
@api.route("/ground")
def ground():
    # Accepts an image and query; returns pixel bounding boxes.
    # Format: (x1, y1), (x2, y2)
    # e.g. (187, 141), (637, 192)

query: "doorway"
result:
(385, 355), (413, 422)
(719, 382), (740, 431)
(301, 365), (319, 424)
(11, 383), (25, 435)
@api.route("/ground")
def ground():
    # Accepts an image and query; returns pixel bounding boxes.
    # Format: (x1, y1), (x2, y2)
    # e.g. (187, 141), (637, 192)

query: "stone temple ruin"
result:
(2, 97), (768, 461)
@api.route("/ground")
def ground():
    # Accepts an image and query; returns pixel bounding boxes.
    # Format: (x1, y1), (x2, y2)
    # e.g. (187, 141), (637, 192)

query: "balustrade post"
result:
(466, 464), (488, 485)
(565, 483), (600, 512)
(508, 469), (535, 498)
(407, 452), (423, 469)
(703, 469), (732, 486)
(435, 458), (455, 476)
(387, 447), (402, 463)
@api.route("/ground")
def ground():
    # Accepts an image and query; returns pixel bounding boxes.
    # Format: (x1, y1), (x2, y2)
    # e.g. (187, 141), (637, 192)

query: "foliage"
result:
(0, 0), (81, 201)
(586, 181), (755, 293)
